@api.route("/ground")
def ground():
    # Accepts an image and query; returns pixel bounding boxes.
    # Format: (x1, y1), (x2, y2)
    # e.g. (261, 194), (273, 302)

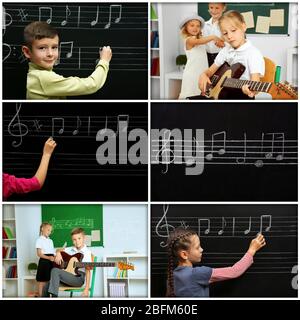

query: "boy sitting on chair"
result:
(43, 228), (92, 297)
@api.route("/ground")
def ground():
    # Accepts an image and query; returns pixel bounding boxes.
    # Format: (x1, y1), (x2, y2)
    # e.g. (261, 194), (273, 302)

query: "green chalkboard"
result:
(198, 3), (289, 34)
(41, 204), (103, 247)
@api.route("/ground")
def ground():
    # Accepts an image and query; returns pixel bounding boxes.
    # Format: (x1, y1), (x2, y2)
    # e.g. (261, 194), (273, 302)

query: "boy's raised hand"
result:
(43, 137), (57, 156)
(100, 46), (112, 63)
(247, 234), (266, 256)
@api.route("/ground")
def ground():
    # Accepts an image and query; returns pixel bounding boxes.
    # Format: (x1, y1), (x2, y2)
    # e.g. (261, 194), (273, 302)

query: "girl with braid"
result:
(166, 228), (266, 297)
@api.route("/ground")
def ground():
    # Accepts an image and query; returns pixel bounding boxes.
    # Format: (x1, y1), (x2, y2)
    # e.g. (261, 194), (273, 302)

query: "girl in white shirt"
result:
(203, 3), (226, 66)
(178, 14), (224, 99)
(199, 10), (265, 99)
(35, 222), (55, 297)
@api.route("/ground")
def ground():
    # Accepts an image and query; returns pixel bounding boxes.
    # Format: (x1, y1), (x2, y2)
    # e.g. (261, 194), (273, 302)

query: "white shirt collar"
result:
(40, 235), (49, 239)
(228, 40), (252, 53)
(206, 17), (218, 26)
(69, 244), (87, 254)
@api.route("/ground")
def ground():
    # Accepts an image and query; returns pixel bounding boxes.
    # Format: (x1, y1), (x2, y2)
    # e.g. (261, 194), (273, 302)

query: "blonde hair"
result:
(39, 222), (52, 236)
(219, 10), (246, 30)
(71, 227), (85, 236)
(181, 20), (202, 39)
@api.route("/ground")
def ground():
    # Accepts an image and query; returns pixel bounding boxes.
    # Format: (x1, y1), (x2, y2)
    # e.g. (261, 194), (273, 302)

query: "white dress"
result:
(179, 37), (209, 99)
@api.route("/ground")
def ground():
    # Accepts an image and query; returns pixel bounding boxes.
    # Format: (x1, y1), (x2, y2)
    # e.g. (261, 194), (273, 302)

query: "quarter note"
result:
(90, 5), (99, 26)
(72, 116), (81, 135)
(244, 216), (252, 235)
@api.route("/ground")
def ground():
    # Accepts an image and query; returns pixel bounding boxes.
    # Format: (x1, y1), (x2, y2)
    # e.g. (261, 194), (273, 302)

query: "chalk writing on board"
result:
(154, 208), (298, 246)
(3, 43), (147, 72)
(50, 217), (94, 229)
(151, 129), (297, 174)
(3, 4), (147, 30)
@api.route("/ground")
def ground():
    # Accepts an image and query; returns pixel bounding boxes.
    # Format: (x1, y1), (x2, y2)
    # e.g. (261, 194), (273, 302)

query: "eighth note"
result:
(104, 4), (122, 29)
(61, 5), (71, 26)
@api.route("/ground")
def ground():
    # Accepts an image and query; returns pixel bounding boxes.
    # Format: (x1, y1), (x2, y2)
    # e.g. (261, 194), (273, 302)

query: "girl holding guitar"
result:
(199, 10), (265, 99)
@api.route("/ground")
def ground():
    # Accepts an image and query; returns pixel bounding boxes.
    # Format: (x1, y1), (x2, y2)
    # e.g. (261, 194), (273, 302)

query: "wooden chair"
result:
(59, 255), (97, 297)
(261, 57), (276, 82)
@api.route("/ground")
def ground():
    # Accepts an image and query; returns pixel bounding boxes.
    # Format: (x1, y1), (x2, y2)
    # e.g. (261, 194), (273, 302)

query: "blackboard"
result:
(2, 2), (148, 99)
(42, 204), (103, 247)
(151, 102), (297, 201)
(3, 102), (148, 201)
(198, 2), (289, 34)
(151, 204), (298, 297)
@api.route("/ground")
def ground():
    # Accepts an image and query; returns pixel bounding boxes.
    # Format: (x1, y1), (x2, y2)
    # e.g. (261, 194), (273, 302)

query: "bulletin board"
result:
(41, 204), (103, 247)
(198, 3), (289, 34)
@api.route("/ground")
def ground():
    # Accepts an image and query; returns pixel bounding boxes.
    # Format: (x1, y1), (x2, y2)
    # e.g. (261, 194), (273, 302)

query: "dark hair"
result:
(71, 227), (85, 236)
(166, 228), (197, 297)
(24, 21), (58, 48)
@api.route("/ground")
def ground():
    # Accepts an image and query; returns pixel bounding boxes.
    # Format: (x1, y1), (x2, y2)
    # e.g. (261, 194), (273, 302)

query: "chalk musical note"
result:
(232, 217), (235, 236)
(218, 217), (227, 235)
(61, 5), (71, 26)
(72, 116), (82, 135)
(56, 41), (73, 65)
(259, 215), (272, 234)
(198, 219), (210, 235)
(156, 130), (174, 174)
(52, 118), (64, 137)
(90, 5), (99, 26)
(104, 4), (122, 29)
(32, 120), (43, 132)
(39, 7), (53, 24)
(155, 205), (175, 248)
(7, 103), (28, 148)
(3, 43), (12, 63)
(3, 7), (12, 35)
(236, 133), (247, 164)
(17, 8), (28, 21)
(206, 131), (226, 161)
(244, 216), (252, 235)
(264, 133), (285, 161)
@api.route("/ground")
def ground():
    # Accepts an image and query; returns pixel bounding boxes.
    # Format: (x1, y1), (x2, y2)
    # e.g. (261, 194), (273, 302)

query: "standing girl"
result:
(199, 10), (265, 99)
(167, 228), (266, 297)
(36, 222), (55, 297)
(178, 14), (224, 99)
(203, 3), (227, 66)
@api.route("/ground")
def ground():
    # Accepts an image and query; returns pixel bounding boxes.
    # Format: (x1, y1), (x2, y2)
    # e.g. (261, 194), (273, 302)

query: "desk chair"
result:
(59, 255), (97, 297)
(261, 57), (276, 82)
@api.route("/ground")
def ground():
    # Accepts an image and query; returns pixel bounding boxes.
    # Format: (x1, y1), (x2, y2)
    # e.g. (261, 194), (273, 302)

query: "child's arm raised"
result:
(209, 234), (266, 283)
(34, 137), (57, 188)
(37, 47), (112, 97)
(186, 35), (222, 50)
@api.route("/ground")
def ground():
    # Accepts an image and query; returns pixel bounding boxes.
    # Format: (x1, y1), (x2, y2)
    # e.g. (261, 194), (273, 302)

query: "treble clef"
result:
(155, 204), (175, 248)
(155, 129), (175, 174)
(7, 103), (28, 148)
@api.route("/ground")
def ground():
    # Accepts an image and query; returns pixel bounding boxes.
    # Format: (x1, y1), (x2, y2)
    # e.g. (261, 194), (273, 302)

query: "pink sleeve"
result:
(209, 252), (253, 283)
(3, 173), (41, 200)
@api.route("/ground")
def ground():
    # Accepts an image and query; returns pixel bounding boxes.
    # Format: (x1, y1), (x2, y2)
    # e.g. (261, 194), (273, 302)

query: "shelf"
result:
(129, 277), (148, 280)
(3, 278), (18, 281)
(151, 48), (160, 51)
(107, 277), (129, 280)
(3, 219), (16, 222)
(3, 258), (18, 261)
(3, 238), (16, 241)
(151, 19), (158, 22)
(151, 76), (160, 79)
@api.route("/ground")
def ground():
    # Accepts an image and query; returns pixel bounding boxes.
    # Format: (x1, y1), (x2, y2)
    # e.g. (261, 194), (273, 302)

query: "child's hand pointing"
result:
(100, 46), (112, 63)
(247, 234), (266, 256)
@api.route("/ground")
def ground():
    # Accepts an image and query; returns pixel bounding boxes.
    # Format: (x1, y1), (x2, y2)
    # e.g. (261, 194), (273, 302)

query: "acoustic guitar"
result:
(205, 62), (298, 100)
(53, 252), (134, 276)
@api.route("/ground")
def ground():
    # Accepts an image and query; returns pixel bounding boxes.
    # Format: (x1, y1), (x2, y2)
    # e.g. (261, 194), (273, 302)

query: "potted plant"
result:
(176, 54), (187, 71)
(28, 262), (38, 276)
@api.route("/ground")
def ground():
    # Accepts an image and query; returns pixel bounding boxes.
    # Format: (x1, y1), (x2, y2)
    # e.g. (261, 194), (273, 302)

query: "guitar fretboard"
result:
(75, 262), (116, 268)
(223, 78), (272, 93)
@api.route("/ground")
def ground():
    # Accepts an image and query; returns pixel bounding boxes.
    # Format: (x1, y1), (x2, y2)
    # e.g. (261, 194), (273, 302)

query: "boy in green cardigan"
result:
(22, 21), (112, 99)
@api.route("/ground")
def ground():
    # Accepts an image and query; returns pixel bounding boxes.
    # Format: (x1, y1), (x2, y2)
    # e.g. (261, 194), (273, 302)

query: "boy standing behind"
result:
(22, 21), (112, 99)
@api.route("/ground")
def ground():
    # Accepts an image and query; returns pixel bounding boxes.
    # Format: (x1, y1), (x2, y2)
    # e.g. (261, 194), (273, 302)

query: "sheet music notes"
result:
(39, 6), (52, 24)
(104, 4), (122, 29)
(90, 5), (99, 26)
(61, 5), (71, 26)
(206, 131), (226, 161)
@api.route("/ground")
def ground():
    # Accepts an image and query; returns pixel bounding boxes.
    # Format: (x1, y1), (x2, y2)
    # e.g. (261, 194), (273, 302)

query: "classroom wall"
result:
(161, 3), (298, 83)
(13, 204), (147, 297)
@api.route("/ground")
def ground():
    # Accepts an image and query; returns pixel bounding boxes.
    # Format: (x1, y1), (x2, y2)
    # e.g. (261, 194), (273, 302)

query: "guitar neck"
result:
(75, 262), (116, 268)
(223, 78), (272, 93)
